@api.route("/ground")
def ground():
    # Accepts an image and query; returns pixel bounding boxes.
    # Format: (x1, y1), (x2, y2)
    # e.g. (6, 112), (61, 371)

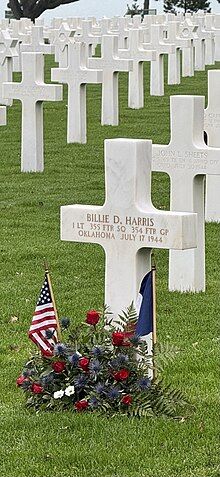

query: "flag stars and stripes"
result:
(29, 273), (58, 356)
(37, 280), (52, 306)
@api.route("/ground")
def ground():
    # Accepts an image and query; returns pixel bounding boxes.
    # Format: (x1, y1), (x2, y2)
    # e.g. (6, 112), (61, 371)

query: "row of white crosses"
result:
(2, 77), (218, 295)
(0, 14), (217, 111)
(0, 15), (216, 93)
(0, 19), (219, 229)
(1, 11), (217, 91)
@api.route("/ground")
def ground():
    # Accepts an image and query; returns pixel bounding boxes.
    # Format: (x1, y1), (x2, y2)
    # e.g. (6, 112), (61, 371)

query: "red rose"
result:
(112, 331), (131, 347)
(52, 361), (66, 373)
(79, 357), (90, 372)
(31, 383), (43, 394)
(113, 369), (130, 381)
(112, 331), (125, 346)
(75, 399), (89, 411)
(86, 310), (100, 326)
(16, 375), (29, 386)
(121, 394), (132, 406)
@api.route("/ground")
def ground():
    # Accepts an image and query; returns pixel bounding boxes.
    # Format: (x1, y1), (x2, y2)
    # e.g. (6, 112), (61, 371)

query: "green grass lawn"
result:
(0, 56), (219, 477)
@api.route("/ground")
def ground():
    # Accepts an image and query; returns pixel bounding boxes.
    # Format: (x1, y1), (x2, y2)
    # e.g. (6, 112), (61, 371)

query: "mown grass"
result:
(0, 56), (219, 477)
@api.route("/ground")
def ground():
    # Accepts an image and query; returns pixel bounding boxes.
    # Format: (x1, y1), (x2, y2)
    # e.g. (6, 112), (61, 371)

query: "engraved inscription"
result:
(71, 213), (170, 245)
(9, 86), (53, 99)
(153, 149), (210, 171)
(204, 112), (220, 130)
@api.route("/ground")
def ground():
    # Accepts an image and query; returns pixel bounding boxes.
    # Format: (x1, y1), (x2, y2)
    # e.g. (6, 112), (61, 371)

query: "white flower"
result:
(53, 390), (64, 399)
(65, 385), (75, 396)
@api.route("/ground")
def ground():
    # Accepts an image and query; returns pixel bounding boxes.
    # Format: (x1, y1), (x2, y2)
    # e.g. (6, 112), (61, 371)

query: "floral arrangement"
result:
(17, 305), (188, 418)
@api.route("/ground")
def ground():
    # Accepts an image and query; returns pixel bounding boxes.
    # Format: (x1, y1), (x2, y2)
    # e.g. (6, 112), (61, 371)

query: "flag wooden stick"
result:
(152, 264), (157, 380)
(152, 265), (157, 346)
(44, 261), (62, 342)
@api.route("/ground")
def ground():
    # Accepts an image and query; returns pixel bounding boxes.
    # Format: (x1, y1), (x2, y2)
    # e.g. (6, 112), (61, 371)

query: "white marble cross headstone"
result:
(10, 20), (29, 72)
(193, 23), (210, 71)
(195, 16), (215, 66)
(118, 29), (156, 109)
(152, 95), (220, 292)
(208, 15), (220, 62)
(164, 22), (191, 85)
(132, 15), (142, 28)
(204, 70), (220, 223)
(111, 17), (130, 49)
(88, 35), (132, 126)
(178, 19), (198, 77)
(98, 18), (113, 36)
(51, 42), (102, 144)
(0, 29), (18, 106)
(75, 20), (101, 57)
(61, 138), (197, 317)
(52, 23), (75, 68)
(143, 24), (175, 96)
(21, 26), (54, 55)
(3, 52), (63, 172)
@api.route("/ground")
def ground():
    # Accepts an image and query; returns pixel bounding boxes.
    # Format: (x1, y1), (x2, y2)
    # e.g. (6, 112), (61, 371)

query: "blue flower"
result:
(106, 387), (120, 400)
(74, 375), (88, 389)
(110, 358), (120, 369)
(95, 383), (106, 395)
(60, 317), (70, 329)
(41, 373), (54, 386)
(89, 396), (100, 408)
(89, 359), (101, 374)
(137, 377), (151, 390)
(110, 354), (128, 369)
(45, 329), (55, 339)
(91, 346), (103, 357)
(54, 343), (67, 356)
(117, 354), (129, 365)
(68, 353), (80, 366)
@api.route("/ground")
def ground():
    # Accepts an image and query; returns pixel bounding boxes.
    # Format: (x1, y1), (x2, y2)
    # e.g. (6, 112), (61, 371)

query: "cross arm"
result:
(88, 57), (133, 73)
(61, 203), (197, 251)
(83, 69), (103, 85)
(137, 48), (156, 62)
(87, 57), (103, 70)
(152, 142), (220, 176)
(2, 82), (21, 101)
(176, 38), (191, 48)
(61, 204), (106, 247)
(159, 43), (176, 54)
(51, 66), (68, 84)
(119, 48), (156, 62)
(40, 83), (63, 102)
(152, 144), (173, 174)
(116, 58), (133, 73)
(139, 208), (197, 250)
(203, 147), (220, 175)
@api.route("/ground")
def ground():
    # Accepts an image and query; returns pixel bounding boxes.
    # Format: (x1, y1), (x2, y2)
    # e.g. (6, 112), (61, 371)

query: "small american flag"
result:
(28, 273), (58, 357)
